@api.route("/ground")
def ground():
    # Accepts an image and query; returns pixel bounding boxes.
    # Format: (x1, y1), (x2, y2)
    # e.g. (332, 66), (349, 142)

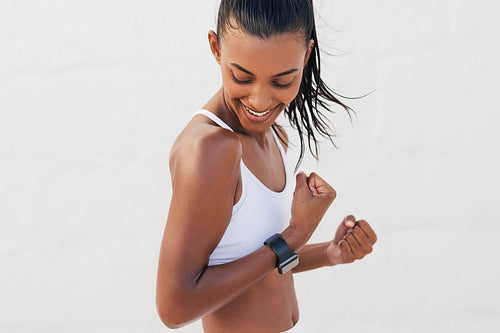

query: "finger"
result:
(351, 225), (373, 254)
(345, 234), (364, 259)
(333, 215), (355, 244)
(357, 220), (378, 244)
(339, 239), (354, 263)
(344, 215), (356, 228)
(307, 172), (335, 195)
(307, 180), (320, 194)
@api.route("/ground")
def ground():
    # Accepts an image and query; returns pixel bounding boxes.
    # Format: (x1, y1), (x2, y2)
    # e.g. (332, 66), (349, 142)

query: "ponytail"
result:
(273, 11), (356, 172)
(218, 0), (359, 172)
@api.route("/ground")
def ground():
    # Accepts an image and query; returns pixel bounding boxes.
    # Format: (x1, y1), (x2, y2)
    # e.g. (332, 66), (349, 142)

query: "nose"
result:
(247, 83), (273, 111)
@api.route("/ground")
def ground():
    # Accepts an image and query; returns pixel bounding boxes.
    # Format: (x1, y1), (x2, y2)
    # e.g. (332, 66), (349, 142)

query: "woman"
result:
(156, 0), (377, 332)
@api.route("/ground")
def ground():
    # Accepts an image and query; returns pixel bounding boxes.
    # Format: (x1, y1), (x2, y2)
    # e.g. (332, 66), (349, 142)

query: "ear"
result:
(208, 30), (221, 65)
(303, 39), (314, 66)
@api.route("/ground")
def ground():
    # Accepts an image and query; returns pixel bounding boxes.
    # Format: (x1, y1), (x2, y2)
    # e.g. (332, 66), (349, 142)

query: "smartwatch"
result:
(264, 233), (299, 274)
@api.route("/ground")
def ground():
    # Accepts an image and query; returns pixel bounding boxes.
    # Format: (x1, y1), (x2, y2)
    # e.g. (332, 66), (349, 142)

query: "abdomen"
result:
(202, 271), (299, 333)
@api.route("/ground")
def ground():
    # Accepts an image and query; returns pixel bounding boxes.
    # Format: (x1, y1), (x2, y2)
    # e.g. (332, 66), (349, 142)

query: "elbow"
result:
(156, 289), (198, 329)
(157, 311), (186, 330)
(156, 300), (188, 329)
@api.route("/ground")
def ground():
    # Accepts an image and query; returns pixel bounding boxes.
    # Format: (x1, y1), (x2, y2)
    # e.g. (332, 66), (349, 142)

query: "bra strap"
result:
(191, 109), (234, 132)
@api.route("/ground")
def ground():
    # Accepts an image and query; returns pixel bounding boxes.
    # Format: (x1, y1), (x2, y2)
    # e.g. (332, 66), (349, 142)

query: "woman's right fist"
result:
(286, 172), (336, 249)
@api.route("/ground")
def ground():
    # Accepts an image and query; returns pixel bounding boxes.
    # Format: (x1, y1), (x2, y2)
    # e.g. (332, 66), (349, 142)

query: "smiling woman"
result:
(212, 0), (355, 170)
(213, 29), (309, 128)
(156, 1), (377, 332)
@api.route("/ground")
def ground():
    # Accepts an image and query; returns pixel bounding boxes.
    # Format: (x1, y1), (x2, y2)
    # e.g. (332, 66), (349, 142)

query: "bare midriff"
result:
(202, 271), (299, 333)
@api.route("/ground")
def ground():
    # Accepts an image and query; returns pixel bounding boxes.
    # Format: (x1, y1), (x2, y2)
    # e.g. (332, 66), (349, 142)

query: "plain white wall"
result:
(1, 0), (499, 332)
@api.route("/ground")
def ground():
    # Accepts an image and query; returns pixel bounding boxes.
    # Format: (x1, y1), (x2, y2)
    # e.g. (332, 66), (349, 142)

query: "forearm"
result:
(157, 223), (311, 328)
(158, 244), (277, 328)
(292, 242), (334, 273)
(178, 230), (311, 322)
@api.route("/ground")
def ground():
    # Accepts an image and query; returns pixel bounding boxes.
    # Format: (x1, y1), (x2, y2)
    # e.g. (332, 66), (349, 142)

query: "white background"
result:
(1, 0), (499, 332)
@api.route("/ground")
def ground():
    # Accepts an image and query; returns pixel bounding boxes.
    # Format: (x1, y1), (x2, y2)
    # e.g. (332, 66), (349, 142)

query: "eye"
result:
(273, 81), (293, 89)
(231, 72), (293, 89)
(232, 74), (252, 85)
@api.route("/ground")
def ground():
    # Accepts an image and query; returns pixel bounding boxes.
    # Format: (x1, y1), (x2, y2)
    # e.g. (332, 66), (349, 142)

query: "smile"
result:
(243, 105), (272, 117)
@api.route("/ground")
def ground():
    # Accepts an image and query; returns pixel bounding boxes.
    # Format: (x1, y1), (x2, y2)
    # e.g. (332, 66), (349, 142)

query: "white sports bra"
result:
(190, 109), (295, 266)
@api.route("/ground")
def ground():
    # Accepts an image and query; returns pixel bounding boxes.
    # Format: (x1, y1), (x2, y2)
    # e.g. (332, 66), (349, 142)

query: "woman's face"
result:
(210, 28), (313, 133)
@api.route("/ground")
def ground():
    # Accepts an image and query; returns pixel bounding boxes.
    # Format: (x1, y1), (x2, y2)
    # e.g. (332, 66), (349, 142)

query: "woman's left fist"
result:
(325, 215), (377, 265)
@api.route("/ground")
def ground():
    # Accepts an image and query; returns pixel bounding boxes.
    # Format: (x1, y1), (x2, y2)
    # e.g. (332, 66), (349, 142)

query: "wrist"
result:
(281, 221), (306, 252)
(264, 234), (300, 274)
(324, 241), (340, 266)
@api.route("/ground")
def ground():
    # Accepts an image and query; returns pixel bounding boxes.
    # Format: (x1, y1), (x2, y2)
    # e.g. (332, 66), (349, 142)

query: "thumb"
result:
(333, 215), (356, 244)
(344, 215), (356, 228)
(294, 171), (308, 192)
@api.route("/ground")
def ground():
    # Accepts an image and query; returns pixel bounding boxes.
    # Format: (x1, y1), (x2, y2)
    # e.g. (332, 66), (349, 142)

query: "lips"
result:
(239, 101), (280, 124)
(243, 105), (272, 117)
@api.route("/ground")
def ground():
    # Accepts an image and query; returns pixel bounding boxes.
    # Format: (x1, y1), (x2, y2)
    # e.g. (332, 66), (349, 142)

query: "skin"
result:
(156, 27), (377, 333)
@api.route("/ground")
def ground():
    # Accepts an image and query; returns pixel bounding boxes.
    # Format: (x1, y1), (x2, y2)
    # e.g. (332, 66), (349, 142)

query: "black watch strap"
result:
(264, 233), (296, 264)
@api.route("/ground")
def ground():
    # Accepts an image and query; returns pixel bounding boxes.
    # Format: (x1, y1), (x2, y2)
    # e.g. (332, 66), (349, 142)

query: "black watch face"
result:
(278, 254), (299, 274)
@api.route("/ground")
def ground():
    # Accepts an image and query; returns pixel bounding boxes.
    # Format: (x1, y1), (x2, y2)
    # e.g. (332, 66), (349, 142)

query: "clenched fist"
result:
(285, 172), (337, 251)
(325, 215), (377, 265)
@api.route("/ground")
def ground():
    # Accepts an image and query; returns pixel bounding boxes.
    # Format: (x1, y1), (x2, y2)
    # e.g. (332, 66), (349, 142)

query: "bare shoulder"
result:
(168, 122), (242, 226)
(161, 123), (242, 268)
(273, 123), (289, 153)
(157, 124), (243, 309)
(170, 123), (241, 169)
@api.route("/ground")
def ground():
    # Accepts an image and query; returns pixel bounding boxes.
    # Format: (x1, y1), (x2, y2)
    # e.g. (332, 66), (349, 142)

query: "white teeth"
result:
(244, 105), (271, 117)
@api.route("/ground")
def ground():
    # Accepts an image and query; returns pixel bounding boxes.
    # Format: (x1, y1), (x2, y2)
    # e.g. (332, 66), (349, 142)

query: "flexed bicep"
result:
(156, 126), (241, 326)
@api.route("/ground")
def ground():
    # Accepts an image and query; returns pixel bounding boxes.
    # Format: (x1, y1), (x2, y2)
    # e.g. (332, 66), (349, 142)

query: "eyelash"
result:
(231, 75), (292, 90)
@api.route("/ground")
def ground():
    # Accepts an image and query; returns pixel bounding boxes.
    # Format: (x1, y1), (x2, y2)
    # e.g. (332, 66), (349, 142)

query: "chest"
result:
(238, 132), (286, 192)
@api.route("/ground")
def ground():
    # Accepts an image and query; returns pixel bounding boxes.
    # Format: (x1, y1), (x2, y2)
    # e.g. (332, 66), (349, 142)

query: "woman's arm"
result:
(292, 242), (331, 273)
(155, 126), (328, 329)
(274, 126), (378, 274)
(292, 217), (378, 273)
(157, 126), (262, 328)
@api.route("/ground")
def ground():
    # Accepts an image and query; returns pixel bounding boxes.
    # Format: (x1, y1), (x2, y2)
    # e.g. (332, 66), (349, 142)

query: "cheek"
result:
(221, 68), (247, 99)
(279, 78), (303, 104)
(287, 83), (302, 102)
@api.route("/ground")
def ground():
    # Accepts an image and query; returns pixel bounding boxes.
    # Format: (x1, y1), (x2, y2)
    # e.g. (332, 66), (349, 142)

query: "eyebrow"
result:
(230, 63), (298, 77)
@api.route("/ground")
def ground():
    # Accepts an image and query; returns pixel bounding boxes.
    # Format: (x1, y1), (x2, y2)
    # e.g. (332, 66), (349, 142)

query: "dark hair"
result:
(217, 0), (358, 172)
